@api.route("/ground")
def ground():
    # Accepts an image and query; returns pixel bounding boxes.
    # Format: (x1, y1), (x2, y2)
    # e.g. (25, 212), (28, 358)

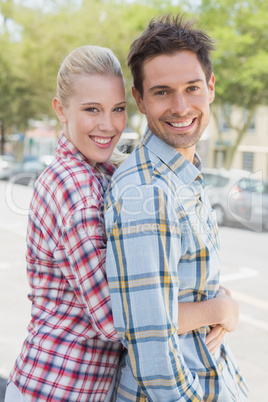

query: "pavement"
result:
(0, 180), (268, 401)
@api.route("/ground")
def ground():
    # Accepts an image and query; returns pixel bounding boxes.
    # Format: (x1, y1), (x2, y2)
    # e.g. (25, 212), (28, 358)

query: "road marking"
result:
(230, 289), (268, 311)
(239, 313), (268, 332)
(220, 267), (259, 283)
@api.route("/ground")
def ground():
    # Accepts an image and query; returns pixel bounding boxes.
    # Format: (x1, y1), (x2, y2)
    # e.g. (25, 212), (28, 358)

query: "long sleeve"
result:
(56, 197), (119, 342)
(105, 185), (203, 401)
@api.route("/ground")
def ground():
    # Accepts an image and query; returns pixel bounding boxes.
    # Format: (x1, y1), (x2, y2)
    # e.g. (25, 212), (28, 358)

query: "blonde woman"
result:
(6, 45), (127, 402)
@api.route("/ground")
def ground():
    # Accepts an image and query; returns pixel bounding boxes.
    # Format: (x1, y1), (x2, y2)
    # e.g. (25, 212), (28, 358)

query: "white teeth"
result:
(92, 137), (111, 144)
(169, 120), (193, 128)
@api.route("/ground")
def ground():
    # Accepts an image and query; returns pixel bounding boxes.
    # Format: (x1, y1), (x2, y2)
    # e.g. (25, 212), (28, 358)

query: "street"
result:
(0, 180), (267, 401)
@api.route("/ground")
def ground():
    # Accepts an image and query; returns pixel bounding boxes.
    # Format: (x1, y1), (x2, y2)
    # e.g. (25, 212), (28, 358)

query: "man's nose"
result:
(170, 93), (190, 115)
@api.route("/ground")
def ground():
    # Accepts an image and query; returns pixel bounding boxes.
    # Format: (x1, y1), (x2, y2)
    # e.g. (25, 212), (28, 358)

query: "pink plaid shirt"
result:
(9, 134), (121, 401)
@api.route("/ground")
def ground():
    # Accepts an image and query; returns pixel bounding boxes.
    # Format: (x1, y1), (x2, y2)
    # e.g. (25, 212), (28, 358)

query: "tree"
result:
(0, 0), (25, 153)
(0, 0), (183, 141)
(198, 0), (268, 168)
(0, 0), (90, 144)
(76, 0), (182, 134)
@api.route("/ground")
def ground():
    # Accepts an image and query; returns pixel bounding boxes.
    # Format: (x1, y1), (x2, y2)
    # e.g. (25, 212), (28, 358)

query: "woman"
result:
(5, 45), (238, 402)
(6, 45), (127, 402)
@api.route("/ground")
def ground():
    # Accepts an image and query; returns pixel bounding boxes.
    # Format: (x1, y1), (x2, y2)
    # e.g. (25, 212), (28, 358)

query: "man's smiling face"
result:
(132, 51), (215, 161)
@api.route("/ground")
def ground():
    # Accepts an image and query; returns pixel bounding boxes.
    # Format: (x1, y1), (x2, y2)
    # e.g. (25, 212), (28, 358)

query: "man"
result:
(105, 14), (249, 401)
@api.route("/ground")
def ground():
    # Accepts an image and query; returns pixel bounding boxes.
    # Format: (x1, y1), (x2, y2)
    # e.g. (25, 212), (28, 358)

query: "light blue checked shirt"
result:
(105, 130), (249, 401)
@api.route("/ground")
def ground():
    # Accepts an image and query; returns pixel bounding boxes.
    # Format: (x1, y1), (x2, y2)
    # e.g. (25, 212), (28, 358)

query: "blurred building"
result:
(24, 123), (59, 158)
(197, 105), (268, 179)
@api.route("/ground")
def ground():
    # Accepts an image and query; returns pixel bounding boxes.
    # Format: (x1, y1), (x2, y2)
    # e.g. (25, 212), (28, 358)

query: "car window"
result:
(0, 155), (16, 162)
(238, 178), (265, 193)
(251, 182), (265, 193)
(23, 161), (44, 171)
(202, 173), (229, 187)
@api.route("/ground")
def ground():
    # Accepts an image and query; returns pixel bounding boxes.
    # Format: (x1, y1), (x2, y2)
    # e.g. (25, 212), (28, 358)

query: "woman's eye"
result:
(114, 106), (126, 112)
(85, 107), (98, 112)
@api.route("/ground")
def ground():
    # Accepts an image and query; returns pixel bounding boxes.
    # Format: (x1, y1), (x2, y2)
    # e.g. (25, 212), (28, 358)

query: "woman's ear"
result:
(52, 97), (67, 124)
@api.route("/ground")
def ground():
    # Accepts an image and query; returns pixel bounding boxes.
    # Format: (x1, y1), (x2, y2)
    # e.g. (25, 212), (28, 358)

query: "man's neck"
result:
(175, 145), (196, 163)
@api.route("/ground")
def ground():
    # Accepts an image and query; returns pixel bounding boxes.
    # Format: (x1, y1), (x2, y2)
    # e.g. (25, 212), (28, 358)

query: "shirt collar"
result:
(141, 128), (202, 185)
(56, 133), (115, 178)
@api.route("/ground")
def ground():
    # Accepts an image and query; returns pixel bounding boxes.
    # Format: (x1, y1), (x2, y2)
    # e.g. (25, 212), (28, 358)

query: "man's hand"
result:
(216, 286), (239, 333)
(205, 324), (227, 355)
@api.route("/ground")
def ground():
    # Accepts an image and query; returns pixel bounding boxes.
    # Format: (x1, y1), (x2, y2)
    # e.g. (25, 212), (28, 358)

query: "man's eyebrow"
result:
(148, 79), (205, 93)
(148, 85), (171, 93)
(187, 79), (204, 84)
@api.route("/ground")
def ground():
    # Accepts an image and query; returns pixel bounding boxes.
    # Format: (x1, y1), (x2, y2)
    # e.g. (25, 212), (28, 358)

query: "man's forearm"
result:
(177, 287), (239, 334)
(177, 299), (221, 334)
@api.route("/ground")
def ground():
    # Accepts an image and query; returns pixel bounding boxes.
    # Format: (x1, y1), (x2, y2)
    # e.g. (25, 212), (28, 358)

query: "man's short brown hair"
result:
(127, 14), (215, 97)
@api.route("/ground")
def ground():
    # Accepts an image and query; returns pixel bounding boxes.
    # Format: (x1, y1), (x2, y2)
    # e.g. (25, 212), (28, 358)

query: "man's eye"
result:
(156, 90), (167, 96)
(188, 86), (198, 92)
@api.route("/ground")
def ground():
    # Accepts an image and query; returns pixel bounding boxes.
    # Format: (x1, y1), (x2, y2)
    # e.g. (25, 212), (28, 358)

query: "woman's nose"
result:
(98, 114), (113, 131)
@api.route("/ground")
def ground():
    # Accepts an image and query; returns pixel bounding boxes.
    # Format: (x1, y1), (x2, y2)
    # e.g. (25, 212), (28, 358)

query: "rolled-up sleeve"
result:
(105, 185), (203, 401)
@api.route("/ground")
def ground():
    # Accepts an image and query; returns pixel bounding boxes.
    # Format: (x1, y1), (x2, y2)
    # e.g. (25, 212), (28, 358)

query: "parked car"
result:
(237, 177), (268, 230)
(5, 155), (54, 187)
(0, 155), (21, 180)
(10, 160), (45, 186)
(202, 168), (268, 230)
(117, 128), (139, 154)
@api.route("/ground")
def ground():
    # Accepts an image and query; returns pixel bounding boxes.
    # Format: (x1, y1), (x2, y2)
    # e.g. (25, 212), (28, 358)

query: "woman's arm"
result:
(177, 286), (239, 353)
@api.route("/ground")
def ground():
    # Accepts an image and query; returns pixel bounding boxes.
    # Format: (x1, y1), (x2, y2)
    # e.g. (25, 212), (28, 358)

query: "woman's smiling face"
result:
(57, 74), (126, 166)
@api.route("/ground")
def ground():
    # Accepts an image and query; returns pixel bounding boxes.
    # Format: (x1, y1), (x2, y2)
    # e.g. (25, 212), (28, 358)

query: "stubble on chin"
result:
(149, 126), (201, 151)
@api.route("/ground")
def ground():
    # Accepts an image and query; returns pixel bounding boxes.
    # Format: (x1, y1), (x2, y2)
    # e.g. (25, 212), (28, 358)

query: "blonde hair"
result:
(57, 45), (124, 106)
(57, 45), (127, 167)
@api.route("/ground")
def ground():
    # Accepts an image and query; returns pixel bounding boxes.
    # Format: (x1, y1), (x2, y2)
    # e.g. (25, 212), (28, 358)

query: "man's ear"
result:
(52, 97), (67, 124)
(132, 86), (146, 114)
(208, 73), (215, 104)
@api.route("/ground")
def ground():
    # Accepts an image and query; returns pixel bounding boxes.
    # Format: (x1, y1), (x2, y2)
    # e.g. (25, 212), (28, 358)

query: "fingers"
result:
(219, 285), (232, 297)
(205, 325), (222, 344)
(218, 285), (226, 294)
(205, 325), (227, 355)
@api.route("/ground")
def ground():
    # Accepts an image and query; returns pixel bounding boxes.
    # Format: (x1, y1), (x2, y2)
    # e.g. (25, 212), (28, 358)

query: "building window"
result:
(214, 149), (226, 168)
(219, 104), (232, 131)
(243, 152), (254, 172)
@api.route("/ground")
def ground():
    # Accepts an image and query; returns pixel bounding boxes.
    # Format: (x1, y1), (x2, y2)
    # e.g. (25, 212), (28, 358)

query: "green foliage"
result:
(198, 0), (268, 168)
(0, 0), (182, 135)
(199, 0), (268, 108)
(0, 0), (267, 167)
